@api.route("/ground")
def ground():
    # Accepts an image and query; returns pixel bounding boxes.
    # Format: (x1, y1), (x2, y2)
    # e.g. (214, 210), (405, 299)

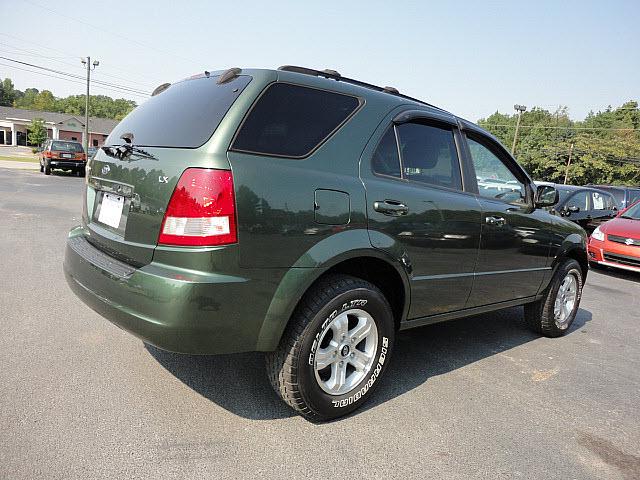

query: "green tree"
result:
(0, 78), (17, 106)
(27, 118), (47, 147)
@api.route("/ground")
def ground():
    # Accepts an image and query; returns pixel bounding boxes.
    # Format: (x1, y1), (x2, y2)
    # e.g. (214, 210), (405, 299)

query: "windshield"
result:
(52, 141), (83, 152)
(621, 202), (640, 220)
(106, 74), (252, 149)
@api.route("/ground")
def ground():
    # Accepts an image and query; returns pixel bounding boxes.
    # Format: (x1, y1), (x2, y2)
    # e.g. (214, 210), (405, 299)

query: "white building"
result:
(0, 106), (118, 147)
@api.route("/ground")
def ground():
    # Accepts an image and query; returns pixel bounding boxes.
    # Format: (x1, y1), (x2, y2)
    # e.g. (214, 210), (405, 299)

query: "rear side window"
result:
(107, 74), (252, 148)
(231, 83), (360, 158)
(396, 123), (462, 190)
(52, 141), (83, 152)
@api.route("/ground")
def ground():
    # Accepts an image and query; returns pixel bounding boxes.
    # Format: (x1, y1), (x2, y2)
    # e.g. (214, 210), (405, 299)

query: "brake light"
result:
(158, 168), (237, 246)
(44, 151), (52, 158)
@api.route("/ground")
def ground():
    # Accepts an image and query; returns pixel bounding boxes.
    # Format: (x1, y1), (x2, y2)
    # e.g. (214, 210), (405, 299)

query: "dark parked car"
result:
(64, 66), (588, 421)
(587, 185), (640, 210)
(39, 139), (86, 176)
(537, 183), (619, 234)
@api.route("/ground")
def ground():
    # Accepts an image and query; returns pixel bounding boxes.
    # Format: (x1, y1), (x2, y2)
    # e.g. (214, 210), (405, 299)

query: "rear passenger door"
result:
(361, 110), (482, 319)
(463, 131), (551, 307)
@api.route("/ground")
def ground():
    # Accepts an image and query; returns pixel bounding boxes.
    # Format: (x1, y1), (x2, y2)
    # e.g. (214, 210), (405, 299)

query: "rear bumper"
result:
(63, 227), (280, 354)
(50, 160), (85, 169)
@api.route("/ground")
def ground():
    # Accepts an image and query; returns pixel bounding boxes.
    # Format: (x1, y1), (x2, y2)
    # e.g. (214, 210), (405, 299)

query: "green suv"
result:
(64, 66), (588, 421)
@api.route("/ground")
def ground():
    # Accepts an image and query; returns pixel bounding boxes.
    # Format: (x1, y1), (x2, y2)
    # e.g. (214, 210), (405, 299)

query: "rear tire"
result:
(524, 259), (583, 337)
(266, 274), (395, 421)
(44, 161), (51, 175)
(39, 161), (44, 173)
(79, 167), (86, 177)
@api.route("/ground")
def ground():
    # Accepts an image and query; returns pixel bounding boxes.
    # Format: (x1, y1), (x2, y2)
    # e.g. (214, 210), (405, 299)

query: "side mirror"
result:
(535, 185), (559, 208)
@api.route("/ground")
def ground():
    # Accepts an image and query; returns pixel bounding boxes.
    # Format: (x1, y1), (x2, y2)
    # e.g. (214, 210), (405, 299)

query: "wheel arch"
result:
(553, 233), (589, 281)
(255, 230), (410, 351)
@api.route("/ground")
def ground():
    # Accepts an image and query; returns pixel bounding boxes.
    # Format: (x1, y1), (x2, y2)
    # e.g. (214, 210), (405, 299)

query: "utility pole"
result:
(81, 56), (99, 154)
(563, 142), (575, 184)
(511, 104), (527, 156)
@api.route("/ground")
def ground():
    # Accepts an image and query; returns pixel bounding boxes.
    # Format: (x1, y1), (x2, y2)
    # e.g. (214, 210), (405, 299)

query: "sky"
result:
(1, 0), (638, 122)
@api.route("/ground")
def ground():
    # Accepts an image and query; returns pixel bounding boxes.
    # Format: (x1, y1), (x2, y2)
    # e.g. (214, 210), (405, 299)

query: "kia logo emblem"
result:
(101, 165), (110, 175)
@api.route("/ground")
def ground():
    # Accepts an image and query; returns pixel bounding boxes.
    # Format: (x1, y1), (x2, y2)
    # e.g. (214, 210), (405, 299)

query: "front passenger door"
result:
(464, 133), (551, 307)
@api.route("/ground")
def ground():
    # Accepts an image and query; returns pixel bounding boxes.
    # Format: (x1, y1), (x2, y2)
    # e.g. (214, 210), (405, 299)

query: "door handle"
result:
(373, 200), (409, 216)
(485, 215), (506, 226)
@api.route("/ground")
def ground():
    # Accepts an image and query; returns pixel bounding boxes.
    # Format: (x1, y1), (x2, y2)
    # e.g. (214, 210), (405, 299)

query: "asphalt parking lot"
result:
(1, 167), (639, 480)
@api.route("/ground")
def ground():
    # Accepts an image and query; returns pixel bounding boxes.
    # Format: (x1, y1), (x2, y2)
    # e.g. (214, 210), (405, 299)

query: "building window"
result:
(71, 137), (77, 141)
(93, 139), (99, 147)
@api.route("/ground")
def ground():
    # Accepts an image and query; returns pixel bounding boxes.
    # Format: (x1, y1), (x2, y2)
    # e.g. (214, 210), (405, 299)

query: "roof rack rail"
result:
(278, 65), (443, 111)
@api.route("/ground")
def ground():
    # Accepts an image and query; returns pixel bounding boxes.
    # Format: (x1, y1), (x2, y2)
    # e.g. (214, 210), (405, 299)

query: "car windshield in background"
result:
(106, 74), (252, 148)
(52, 141), (83, 152)
(621, 202), (640, 220)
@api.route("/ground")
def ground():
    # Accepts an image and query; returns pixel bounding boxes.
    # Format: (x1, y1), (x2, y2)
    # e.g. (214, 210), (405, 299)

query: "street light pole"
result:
(511, 104), (527, 156)
(81, 57), (99, 154)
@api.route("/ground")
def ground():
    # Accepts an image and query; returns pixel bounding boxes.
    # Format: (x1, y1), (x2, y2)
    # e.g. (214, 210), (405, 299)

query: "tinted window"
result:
(107, 74), (252, 148)
(396, 123), (462, 189)
(52, 141), (83, 152)
(372, 127), (401, 177)
(467, 137), (526, 204)
(567, 191), (589, 210)
(232, 83), (360, 157)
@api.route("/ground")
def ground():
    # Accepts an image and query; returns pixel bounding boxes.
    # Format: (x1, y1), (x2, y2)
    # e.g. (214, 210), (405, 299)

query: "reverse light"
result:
(591, 226), (605, 241)
(158, 168), (237, 246)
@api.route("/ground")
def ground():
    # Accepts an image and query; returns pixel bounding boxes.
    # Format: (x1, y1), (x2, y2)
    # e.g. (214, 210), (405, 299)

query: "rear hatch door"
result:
(83, 73), (252, 266)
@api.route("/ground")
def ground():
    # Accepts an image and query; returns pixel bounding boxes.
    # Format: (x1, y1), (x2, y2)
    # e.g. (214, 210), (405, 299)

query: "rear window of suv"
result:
(231, 83), (361, 158)
(52, 141), (83, 152)
(106, 74), (252, 148)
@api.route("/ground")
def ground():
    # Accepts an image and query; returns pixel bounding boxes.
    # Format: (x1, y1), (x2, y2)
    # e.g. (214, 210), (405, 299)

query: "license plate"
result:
(98, 193), (124, 228)
(61, 153), (72, 158)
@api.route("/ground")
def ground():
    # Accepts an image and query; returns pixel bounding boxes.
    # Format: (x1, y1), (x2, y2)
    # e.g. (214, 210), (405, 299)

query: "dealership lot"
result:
(1, 167), (639, 479)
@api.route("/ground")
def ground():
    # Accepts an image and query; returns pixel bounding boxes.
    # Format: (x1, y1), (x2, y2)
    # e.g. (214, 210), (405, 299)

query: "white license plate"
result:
(61, 153), (72, 158)
(98, 193), (124, 229)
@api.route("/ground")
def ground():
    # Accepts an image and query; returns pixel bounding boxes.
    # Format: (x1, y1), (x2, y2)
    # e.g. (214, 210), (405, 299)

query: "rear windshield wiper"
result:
(101, 144), (157, 161)
(101, 133), (157, 161)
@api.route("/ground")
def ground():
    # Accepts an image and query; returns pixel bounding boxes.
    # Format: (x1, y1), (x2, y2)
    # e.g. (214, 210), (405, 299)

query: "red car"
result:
(588, 200), (640, 272)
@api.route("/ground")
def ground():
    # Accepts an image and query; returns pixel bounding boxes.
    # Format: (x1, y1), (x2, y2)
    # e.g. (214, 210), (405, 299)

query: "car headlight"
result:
(591, 226), (605, 241)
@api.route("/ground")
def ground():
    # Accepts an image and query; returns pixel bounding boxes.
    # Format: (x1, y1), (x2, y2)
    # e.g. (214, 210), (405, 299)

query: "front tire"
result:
(524, 259), (583, 337)
(266, 274), (395, 421)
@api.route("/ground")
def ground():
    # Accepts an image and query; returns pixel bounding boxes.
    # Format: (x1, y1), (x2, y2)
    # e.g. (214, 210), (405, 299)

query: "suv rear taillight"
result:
(158, 168), (237, 246)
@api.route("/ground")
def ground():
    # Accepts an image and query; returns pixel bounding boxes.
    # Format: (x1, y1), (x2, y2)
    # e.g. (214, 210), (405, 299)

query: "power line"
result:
(0, 43), (156, 90)
(0, 56), (150, 96)
(0, 32), (157, 86)
(22, 0), (199, 67)
(0, 61), (148, 99)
